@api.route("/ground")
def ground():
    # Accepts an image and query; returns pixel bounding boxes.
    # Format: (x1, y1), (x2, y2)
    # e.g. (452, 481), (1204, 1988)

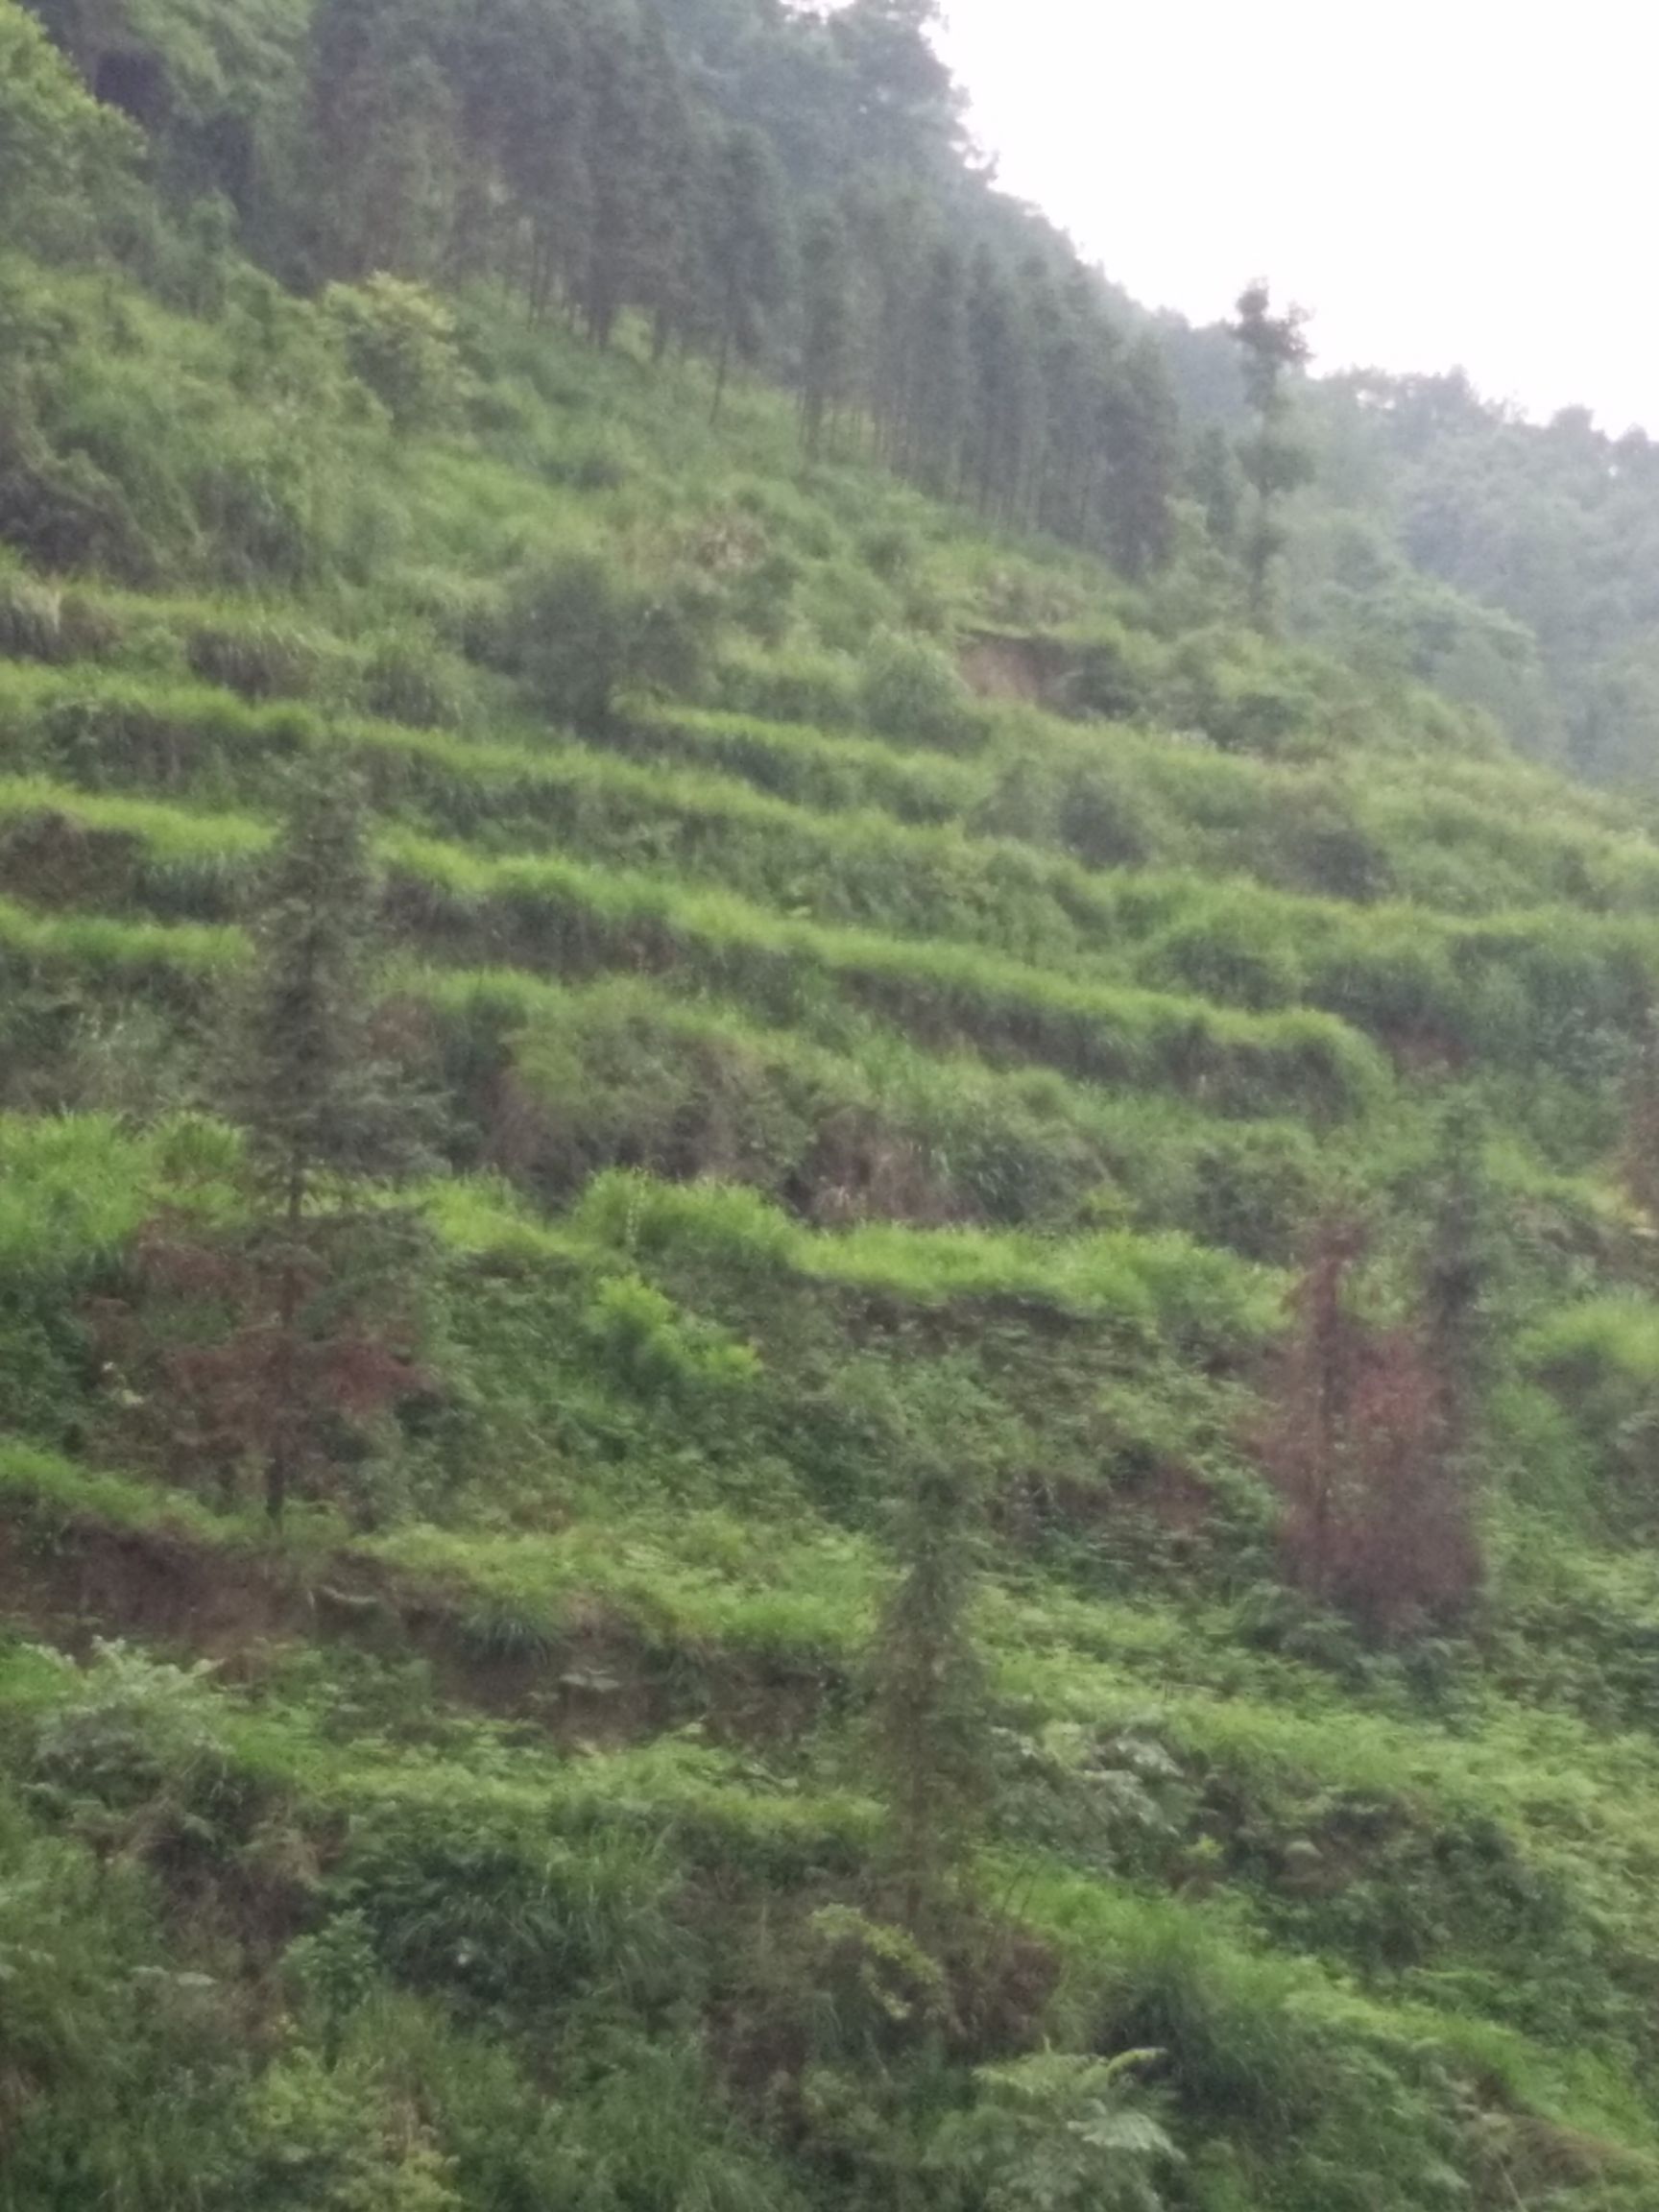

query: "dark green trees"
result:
(705, 126), (791, 421)
(1231, 280), (1313, 625)
(798, 204), (854, 458)
(1105, 336), (1181, 578)
(34, 0), (1193, 585)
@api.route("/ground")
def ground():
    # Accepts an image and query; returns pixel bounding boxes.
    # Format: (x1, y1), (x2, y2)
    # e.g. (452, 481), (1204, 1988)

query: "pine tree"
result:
(1422, 1094), (1492, 1465)
(870, 1450), (990, 1931)
(308, 0), (459, 280)
(967, 249), (1034, 520)
(578, 24), (646, 347)
(904, 237), (971, 494)
(1622, 1004), (1659, 1228)
(634, 16), (703, 362)
(798, 203), (854, 458)
(704, 124), (791, 421)
(1190, 422), (1242, 553)
(218, 759), (434, 1522)
(1230, 279), (1313, 627)
(1260, 1215), (1480, 1635)
(1102, 335), (1179, 578)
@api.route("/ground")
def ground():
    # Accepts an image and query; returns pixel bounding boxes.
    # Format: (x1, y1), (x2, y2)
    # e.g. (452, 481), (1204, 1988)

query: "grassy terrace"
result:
(2, 665), (1655, 1112)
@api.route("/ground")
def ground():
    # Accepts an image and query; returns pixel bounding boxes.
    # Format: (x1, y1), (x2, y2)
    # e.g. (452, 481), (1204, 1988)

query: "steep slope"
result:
(9, 18), (1659, 2212)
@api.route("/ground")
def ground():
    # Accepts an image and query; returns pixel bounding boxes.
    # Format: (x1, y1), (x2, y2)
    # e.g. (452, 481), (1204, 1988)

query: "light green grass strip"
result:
(431, 1166), (1282, 1347)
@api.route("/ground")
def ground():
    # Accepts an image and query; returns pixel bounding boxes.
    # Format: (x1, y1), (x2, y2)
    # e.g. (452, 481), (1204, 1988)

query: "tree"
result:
(633, 15), (704, 361)
(967, 248), (1039, 522)
(870, 1446), (991, 1931)
(307, 0), (459, 280)
(577, 21), (648, 347)
(1422, 1094), (1493, 1465)
(1622, 1004), (1659, 1229)
(1259, 1216), (1479, 1635)
(234, 761), (435, 1524)
(904, 238), (971, 494)
(798, 203), (854, 458)
(703, 124), (791, 421)
(1230, 279), (1313, 627)
(1190, 422), (1242, 554)
(1102, 336), (1179, 578)
(826, 0), (964, 175)
(99, 762), (435, 1525)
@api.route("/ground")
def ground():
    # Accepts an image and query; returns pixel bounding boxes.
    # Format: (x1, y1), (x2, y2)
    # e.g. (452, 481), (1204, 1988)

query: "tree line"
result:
(25, 0), (1311, 602)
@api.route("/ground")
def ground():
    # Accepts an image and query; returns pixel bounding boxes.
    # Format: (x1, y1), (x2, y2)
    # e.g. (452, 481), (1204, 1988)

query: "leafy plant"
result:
(928, 2051), (1178, 2212)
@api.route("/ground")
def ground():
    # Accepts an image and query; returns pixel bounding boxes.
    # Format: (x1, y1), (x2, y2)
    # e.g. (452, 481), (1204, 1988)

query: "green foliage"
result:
(234, 2044), (463, 2211)
(861, 631), (983, 751)
(325, 276), (464, 435)
(499, 548), (713, 728)
(0, 1), (139, 257)
(929, 2051), (1178, 2212)
(330, 1799), (680, 2018)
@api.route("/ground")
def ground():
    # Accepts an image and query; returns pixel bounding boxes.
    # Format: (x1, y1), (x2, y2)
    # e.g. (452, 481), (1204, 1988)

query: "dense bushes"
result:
(497, 550), (716, 729)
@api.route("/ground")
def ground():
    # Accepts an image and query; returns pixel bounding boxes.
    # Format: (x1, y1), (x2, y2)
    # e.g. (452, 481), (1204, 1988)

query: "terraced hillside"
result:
(15, 243), (1659, 2212)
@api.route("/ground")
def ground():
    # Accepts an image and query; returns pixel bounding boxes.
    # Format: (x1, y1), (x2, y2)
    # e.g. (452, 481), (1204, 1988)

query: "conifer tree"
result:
(1103, 335), (1180, 577)
(704, 124), (790, 421)
(490, 0), (593, 321)
(1230, 279), (1313, 627)
(578, 26), (646, 347)
(1422, 1094), (1492, 1466)
(1621, 1003), (1659, 1228)
(634, 16), (703, 362)
(870, 1447), (990, 1931)
(308, 0), (458, 280)
(798, 203), (854, 458)
(1190, 422), (1243, 553)
(1261, 1215), (1480, 1635)
(217, 759), (434, 1522)
(845, 181), (928, 465)
(967, 249), (1030, 519)
(905, 237), (971, 494)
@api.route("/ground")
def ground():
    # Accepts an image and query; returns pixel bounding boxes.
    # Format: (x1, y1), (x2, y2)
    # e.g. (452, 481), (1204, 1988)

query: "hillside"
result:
(9, 8), (1659, 2212)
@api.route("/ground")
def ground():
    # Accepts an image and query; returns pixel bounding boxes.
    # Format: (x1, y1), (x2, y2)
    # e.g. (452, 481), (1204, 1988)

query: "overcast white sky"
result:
(933, 0), (1658, 433)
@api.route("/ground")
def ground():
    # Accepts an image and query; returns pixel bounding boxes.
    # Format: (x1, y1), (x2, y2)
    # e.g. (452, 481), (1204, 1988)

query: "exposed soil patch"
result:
(959, 631), (1077, 708)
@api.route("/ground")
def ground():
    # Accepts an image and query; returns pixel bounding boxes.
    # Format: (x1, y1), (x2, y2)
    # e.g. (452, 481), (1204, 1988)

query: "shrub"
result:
(583, 1272), (760, 1400)
(27, 1641), (252, 1861)
(332, 1799), (680, 2015)
(361, 626), (467, 728)
(501, 549), (714, 728)
(0, 564), (65, 659)
(325, 276), (464, 435)
(928, 2051), (1178, 2212)
(716, 645), (861, 728)
(861, 633), (983, 751)
(195, 451), (315, 587)
(186, 615), (324, 701)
